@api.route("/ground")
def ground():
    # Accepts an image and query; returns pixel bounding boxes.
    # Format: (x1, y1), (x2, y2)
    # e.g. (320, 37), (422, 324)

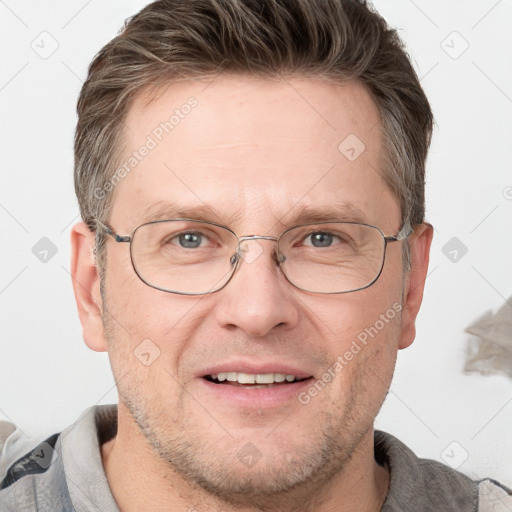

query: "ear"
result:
(398, 222), (434, 350)
(70, 222), (107, 352)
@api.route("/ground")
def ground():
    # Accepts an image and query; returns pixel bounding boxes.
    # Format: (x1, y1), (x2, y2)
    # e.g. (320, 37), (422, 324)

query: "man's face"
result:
(88, 75), (422, 495)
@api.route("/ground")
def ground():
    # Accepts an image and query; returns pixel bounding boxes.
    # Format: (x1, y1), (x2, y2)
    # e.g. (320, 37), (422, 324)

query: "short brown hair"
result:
(75, 0), (433, 272)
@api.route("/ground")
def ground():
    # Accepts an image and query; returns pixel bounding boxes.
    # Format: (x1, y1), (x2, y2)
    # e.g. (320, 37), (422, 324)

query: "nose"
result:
(213, 238), (300, 338)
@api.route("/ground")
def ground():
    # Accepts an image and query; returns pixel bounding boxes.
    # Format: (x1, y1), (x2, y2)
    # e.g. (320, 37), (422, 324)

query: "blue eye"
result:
(308, 232), (334, 247)
(304, 231), (345, 248)
(177, 232), (204, 248)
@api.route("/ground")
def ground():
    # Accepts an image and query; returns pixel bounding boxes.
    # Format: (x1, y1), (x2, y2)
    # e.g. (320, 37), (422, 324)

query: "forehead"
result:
(111, 74), (399, 232)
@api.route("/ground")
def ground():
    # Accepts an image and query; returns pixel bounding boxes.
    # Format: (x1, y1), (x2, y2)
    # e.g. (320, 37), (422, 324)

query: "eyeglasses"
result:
(98, 219), (413, 295)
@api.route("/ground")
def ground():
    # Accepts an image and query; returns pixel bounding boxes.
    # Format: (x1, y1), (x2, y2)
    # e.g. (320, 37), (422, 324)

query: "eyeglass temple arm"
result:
(95, 220), (131, 243)
(384, 221), (414, 243)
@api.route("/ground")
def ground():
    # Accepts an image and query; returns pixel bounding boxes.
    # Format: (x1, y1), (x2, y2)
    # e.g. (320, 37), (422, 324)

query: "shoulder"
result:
(0, 404), (118, 512)
(476, 478), (512, 511)
(375, 430), (512, 511)
(0, 432), (72, 511)
(0, 422), (16, 447)
(0, 421), (36, 483)
(0, 421), (16, 471)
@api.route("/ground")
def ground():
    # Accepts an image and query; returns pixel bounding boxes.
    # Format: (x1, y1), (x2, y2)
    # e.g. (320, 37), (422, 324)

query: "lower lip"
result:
(199, 377), (314, 408)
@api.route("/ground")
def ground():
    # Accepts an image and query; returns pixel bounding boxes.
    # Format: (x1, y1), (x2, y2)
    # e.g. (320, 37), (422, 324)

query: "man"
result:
(1, 0), (510, 510)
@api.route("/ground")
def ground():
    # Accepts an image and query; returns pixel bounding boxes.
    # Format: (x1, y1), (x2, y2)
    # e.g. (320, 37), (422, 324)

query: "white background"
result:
(0, 0), (511, 487)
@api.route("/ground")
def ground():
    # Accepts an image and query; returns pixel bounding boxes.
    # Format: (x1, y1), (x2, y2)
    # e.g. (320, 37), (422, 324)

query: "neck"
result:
(102, 405), (389, 512)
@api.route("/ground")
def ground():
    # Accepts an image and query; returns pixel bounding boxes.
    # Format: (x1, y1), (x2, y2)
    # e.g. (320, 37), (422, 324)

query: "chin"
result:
(163, 444), (327, 498)
(142, 421), (353, 501)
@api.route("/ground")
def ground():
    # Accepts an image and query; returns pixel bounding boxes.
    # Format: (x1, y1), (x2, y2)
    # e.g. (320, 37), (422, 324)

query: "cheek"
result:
(318, 316), (400, 431)
(301, 279), (403, 348)
(101, 256), (214, 379)
(298, 271), (403, 406)
(105, 249), (189, 334)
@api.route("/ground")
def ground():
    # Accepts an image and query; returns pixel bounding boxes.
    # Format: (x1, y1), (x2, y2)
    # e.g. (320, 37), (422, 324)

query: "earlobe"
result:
(398, 222), (434, 350)
(70, 222), (108, 352)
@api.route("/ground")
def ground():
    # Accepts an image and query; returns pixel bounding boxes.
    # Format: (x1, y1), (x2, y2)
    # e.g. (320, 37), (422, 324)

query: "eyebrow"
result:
(138, 200), (242, 225)
(137, 200), (370, 229)
(284, 203), (369, 225)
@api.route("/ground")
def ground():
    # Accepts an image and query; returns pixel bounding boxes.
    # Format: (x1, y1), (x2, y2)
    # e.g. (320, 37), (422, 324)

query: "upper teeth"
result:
(211, 372), (298, 384)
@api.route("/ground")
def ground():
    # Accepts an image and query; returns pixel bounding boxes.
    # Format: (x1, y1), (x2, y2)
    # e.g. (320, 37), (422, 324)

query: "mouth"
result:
(203, 372), (313, 388)
(197, 362), (316, 407)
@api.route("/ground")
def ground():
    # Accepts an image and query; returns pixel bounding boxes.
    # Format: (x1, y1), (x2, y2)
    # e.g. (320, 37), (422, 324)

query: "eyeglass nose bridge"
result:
(238, 235), (279, 243)
(231, 234), (285, 266)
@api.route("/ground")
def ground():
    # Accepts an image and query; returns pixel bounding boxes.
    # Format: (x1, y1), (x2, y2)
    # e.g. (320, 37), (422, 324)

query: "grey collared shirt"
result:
(0, 404), (510, 511)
